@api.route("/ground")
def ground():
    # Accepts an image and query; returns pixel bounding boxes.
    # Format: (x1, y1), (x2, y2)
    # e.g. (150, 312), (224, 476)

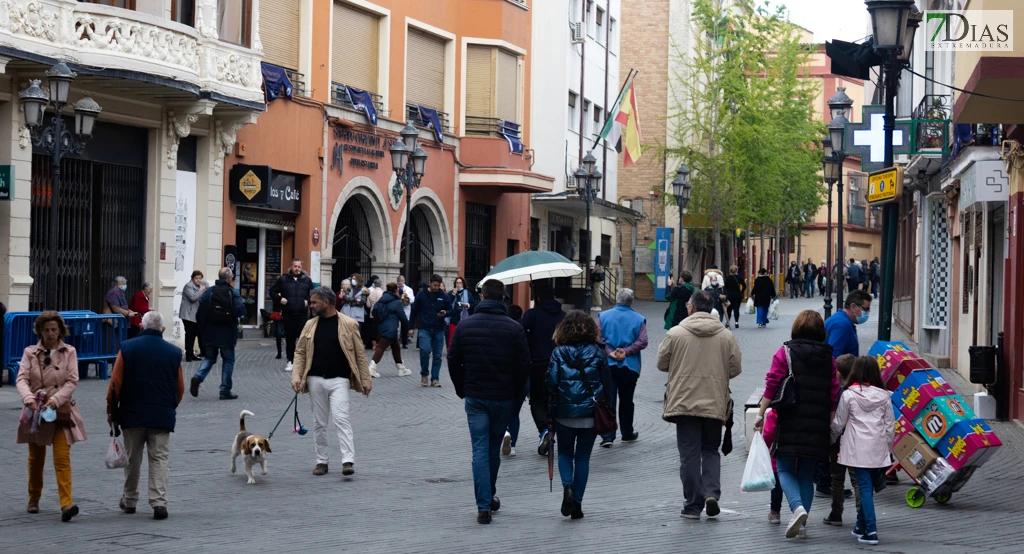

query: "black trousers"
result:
(604, 366), (639, 439)
(400, 318), (410, 347)
(528, 360), (548, 433)
(183, 320), (199, 357)
(282, 314), (306, 362)
(726, 295), (741, 323)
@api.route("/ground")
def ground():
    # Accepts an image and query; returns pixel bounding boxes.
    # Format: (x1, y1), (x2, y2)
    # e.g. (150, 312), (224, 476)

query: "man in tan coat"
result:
(657, 290), (742, 520)
(291, 286), (371, 477)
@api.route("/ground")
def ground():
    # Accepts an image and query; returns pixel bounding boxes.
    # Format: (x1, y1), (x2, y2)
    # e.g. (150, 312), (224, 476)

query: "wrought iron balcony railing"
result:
(284, 69), (307, 97)
(330, 82), (385, 116)
(465, 115), (520, 139)
(952, 123), (1003, 160)
(913, 94), (951, 153)
(405, 103), (451, 133)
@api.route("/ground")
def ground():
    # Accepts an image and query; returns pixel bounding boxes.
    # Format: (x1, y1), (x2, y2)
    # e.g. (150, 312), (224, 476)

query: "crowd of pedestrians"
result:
(782, 258), (880, 300)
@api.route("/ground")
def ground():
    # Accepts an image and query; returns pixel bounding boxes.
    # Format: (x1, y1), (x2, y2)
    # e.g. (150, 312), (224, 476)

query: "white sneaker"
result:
(509, 446), (516, 457)
(786, 506), (808, 539)
(369, 361), (381, 378)
(285, 361), (293, 372)
(397, 364), (412, 377)
(501, 432), (512, 456)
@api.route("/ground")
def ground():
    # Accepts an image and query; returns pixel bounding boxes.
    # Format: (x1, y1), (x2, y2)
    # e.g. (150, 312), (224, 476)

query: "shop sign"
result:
(959, 160), (1009, 211)
(330, 128), (394, 175)
(0, 165), (13, 201)
(867, 166), (904, 205)
(548, 212), (574, 228)
(229, 164), (301, 213)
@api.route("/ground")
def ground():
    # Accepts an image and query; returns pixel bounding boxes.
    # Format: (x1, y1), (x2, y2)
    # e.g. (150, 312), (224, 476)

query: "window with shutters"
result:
(406, 28), (447, 112)
(260, 1), (300, 73)
(594, 106), (602, 135)
(465, 45), (522, 131)
(332, 2), (380, 95)
(172, 0), (195, 26)
(609, 17), (617, 52)
(596, 7), (604, 44)
(582, 100), (590, 133)
(568, 92), (577, 130)
(218, 0), (250, 46)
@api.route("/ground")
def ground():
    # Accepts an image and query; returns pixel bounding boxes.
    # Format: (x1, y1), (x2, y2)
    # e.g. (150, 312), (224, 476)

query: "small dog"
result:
(231, 410), (271, 484)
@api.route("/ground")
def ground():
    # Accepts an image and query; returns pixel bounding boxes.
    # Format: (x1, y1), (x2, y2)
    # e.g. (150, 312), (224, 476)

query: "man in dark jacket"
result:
(270, 258), (314, 372)
(520, 280), (565, 455)
(191, 267), (246, 399)
(409, 274), (451, 387)
(869, 257), (881, 298)
(448, 279), (530, 524)
(106, 311), (184, 520)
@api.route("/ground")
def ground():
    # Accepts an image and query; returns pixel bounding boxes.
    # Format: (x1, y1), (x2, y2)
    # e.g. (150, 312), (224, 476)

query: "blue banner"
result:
(345, 85), (378, 126)
(417, 105), (444, 143)
(260, 63), (293, 103)
(655, 227), (673, 301)
(500, 120), (523, 154)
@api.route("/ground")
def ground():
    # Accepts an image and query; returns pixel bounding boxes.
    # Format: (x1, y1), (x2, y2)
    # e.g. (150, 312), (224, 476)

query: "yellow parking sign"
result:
(867, 166), (903, 205)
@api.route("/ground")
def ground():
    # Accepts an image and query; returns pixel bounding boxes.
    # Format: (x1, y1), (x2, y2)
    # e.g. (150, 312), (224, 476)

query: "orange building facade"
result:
(221, 0), (551, 325)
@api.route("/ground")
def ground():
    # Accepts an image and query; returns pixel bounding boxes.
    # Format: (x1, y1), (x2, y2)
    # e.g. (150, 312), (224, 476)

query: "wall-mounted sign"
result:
(867, 166), (904, 205)
(228, 164), (301, 213)
(330, 128), (395, 174)
(959, 159), (1009, 211)
(312, 228), (320, 247)
(0, 165), (13, 201)
(548, 212), (574, 228)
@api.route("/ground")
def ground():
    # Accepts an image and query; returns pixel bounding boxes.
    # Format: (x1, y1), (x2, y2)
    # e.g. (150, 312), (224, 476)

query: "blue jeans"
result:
(465, 397), (514, 511)
(776, 456), (816, 514)
(556, 424), (598, 501)
(417, 328), (445, 381)
(194, 345), (235, 395)
(854, 467), (877, 534)
(756, 306), (769, 326)
(805, 278), (815, 297)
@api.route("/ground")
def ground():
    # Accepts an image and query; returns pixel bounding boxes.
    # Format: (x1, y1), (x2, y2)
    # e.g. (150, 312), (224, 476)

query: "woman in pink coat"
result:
(16, 311), (88, 521)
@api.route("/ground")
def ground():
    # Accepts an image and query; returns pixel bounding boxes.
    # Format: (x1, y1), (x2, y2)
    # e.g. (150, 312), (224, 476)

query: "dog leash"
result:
(268, 392), (307, 439)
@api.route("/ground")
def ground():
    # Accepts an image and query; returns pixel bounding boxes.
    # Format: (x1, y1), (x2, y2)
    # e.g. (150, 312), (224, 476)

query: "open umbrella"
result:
(482, 251), (582, 285)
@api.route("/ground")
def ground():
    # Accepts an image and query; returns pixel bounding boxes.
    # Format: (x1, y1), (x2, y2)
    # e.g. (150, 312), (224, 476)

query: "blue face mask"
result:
(119, 285), (127, 291)
(856, 309), (870, 325)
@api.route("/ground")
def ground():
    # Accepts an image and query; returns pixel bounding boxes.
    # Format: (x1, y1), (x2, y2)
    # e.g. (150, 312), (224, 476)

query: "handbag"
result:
(769, 346), (797, 409)
(572, 356), (617, 436)
(269, 311), (283, 321)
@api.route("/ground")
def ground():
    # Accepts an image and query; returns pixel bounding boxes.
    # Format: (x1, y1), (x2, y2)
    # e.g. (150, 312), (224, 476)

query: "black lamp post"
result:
(19, 62), (102, 310)
(390, 122), (427, 289)
(573, 151), (602, 311)
(866, 0), (920, 340)
(826, 86), (853, 315)
(822, 139), (838, 318)
(672, 163), (692, 280)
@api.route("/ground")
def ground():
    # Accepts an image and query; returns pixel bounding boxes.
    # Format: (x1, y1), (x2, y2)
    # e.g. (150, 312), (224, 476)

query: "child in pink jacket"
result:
(762, 408), (782, 523)
(830, 356), (895, 547)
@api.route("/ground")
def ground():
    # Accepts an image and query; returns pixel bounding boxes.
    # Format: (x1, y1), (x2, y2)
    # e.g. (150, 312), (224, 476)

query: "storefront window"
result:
(218, 0), (250, 46)
(236, 226), (261, 325)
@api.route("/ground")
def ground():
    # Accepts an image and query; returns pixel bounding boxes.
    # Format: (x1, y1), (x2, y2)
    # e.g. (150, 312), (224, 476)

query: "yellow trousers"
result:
(28, 429), (73, 508)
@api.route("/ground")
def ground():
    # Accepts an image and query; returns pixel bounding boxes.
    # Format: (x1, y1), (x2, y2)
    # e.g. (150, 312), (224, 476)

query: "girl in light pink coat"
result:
(830, 356), (894, 546)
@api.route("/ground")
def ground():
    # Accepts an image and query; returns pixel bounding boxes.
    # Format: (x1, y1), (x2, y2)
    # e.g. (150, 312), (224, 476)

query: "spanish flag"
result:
(598, 74), (643, 167)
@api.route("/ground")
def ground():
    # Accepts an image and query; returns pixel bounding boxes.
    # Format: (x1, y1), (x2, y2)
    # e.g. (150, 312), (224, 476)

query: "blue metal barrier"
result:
(3, 311), (127, 384)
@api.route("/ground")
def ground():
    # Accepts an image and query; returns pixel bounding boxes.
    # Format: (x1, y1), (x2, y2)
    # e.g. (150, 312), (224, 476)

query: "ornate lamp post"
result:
(866, 0), (921, 340)
(19, 62), (102, 310)
(573, 151), (602, 311)
(826, 86), (853, 314)
(822, 139), (838, 318)
(671, 163), (692, 279)
(390, 123), (427, 288)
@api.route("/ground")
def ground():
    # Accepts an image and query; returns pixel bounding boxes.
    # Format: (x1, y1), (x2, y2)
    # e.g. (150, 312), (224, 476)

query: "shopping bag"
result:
(769, 299), (780, 320)
(105, 436), (129, 469)
(741, 431), (777, 492)
(746, 297), (755, 314)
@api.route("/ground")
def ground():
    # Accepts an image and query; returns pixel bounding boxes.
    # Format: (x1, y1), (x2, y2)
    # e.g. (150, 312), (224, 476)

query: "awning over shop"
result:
(531, 192), (642, 220)
(460, 168), (554, 193)
(236, 207), (297, 231)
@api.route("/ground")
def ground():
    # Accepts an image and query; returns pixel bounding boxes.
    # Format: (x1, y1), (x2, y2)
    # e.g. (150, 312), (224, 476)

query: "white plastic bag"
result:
(741, 431), (777, 492)
(746, 297), (755, 314)
(769, 299), (780, 320)
(105, 436), (129, 469)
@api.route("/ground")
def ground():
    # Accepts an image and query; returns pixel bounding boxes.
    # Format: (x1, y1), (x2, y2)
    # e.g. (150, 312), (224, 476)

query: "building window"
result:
(594, 105), (602, 135)
(406, 28), (447, 112)
(586, 0), (593, 31)
(218, 0), (250, 47)
(82, 0), (137, 8)
(582, 100), (590, 133)
(609, 17), (617, 52)
(172, 0), (194, 25)
(596, 6), (604, 44)
(568, 91), (577, 130)
(925, 49), (935, 97)
(260, 0), (300, 72)
(466, 46), (521, 126)
(530, 218), (540, 251)
(332, 2), (380, 95)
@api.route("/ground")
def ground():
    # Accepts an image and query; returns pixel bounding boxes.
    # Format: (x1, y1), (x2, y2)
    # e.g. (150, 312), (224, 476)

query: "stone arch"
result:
(327, 176), (393, 277)
(395, 188), (453, 268)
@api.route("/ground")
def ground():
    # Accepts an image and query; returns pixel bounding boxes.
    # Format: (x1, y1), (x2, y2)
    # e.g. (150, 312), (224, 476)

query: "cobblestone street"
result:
(2, 298), (1022, 553)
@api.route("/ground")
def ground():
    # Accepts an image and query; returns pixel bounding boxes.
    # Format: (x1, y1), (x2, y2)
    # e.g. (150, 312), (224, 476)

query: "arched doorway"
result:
(332, 199), (373, 290)
(399, 205), (435, 287)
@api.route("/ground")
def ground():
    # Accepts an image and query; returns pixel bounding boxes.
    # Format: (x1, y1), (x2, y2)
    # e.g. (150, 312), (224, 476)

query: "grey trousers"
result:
(674, 415), (723, 515)
(122, 427), (171, 508)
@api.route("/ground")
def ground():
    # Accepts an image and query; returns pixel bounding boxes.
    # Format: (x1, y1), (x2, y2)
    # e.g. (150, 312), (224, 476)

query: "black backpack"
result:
(371, 298), (387, 323)
(209, 285), (236, 324)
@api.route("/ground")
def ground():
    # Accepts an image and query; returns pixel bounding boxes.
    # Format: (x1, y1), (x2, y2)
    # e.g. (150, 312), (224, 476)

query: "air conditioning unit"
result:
(570, 22), (585, 43)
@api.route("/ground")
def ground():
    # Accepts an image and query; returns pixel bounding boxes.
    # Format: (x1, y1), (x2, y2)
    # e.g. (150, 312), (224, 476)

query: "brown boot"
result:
(61, 504), (79, 522)
(27, 500), (39, 514)
(312, 463), (328, 476)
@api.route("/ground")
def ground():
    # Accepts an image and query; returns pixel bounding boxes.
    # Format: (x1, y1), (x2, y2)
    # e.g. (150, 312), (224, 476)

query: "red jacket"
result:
(128, 290), (150, 328)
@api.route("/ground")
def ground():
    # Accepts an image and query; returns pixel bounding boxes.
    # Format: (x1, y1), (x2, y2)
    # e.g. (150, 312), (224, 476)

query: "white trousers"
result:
(307, 376), (355, 465)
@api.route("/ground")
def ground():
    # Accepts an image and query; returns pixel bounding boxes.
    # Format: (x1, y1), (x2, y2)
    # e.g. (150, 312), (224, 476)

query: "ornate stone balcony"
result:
(0, 0), (264, 105)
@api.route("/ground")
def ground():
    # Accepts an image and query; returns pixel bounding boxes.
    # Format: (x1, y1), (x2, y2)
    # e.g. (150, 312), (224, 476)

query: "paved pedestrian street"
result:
(2, 298), (1023, 553)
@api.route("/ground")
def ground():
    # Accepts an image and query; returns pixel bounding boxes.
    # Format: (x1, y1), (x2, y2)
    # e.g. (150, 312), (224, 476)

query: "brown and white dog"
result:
(231, 410), (271, 484)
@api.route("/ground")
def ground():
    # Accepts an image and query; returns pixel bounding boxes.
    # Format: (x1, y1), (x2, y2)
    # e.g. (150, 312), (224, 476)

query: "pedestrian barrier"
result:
(3, 311), (127, 384)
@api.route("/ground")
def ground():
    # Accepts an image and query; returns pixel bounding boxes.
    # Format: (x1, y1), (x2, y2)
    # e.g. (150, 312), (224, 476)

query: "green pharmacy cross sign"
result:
(842, 105), (951, 172)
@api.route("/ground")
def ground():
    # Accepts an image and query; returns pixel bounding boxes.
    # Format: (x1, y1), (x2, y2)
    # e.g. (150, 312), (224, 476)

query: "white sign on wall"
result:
(959, 160), (1009, 211)
(172, 170), (197, 341)
(310, 250), (322, 284)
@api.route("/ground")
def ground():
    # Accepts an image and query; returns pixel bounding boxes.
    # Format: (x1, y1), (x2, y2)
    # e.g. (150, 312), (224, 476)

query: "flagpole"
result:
(591, 68), (637, 151)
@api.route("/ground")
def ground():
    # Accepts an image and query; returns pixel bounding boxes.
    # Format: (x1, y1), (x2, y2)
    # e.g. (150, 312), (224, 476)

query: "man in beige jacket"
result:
(657, 290), (742, 520)
(291, 286), (372, 477)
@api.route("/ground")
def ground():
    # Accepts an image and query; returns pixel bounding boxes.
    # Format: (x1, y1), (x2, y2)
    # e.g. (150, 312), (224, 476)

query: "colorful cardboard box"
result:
(919, 456), (957, 494)
(867, 340), (914, 359)
(884, 357), (933, 391)
(912, 394), (976, 447)
(893, 369), (957, 419)
(936, 419), (1003, 470)
(894, 414), (915, 445)
(894, 431), (940, 479)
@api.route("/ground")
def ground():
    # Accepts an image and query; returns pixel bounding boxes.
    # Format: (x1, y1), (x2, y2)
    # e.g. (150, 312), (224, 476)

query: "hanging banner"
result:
(172, 170), (197, 343)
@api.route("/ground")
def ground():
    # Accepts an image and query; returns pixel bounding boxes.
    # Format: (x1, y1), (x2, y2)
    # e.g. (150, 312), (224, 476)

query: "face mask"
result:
(120, 285), (127, 291)
(40, 407), (57, 422)
(856, 309), (870, 325)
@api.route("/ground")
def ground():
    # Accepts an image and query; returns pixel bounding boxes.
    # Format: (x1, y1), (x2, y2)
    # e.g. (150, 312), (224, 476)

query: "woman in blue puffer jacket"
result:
(370, 282), (411, 378)
(547, 310), (612, 520)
